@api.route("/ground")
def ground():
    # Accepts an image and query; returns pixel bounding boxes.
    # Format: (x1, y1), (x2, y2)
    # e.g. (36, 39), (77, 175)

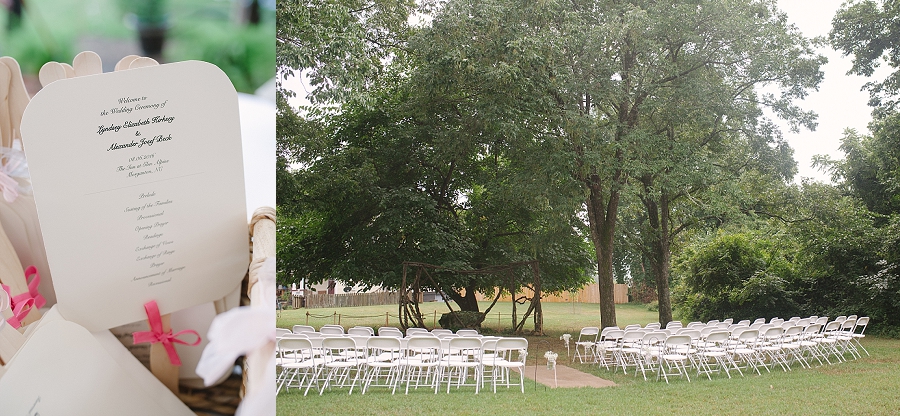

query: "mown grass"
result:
(276, 302), (900, 415)
(277, 301), (656, 334)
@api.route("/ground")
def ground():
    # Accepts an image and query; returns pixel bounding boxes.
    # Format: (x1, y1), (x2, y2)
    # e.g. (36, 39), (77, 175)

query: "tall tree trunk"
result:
(585, 173), (619, 330)
(644, 187), (673, 325)
(445, 278), (480, 312)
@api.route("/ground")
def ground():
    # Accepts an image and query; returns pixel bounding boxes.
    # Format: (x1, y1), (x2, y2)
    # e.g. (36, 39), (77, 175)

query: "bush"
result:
(674, 231), (798, 322)
(438, 311), (484, 331)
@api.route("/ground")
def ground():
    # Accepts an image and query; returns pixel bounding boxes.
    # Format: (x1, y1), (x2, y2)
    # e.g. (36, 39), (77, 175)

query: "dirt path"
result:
(521, 364), (616, 388)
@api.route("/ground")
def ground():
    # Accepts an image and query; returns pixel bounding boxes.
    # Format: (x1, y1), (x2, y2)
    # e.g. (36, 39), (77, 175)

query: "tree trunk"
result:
(532, 262), (543, 335)
(585, 174), (619, 330)
(444, 279), (480, 312)
(644, 188), (673, 326)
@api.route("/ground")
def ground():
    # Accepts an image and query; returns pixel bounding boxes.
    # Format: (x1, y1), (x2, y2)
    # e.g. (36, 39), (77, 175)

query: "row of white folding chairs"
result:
(574, 312), (870, 367)
(595, 319), (867, 383)
(276, 334), (528, 395)
(598, 328), (796, 382)
(283, 324), (482, 338)
(286, 324), (375, 336)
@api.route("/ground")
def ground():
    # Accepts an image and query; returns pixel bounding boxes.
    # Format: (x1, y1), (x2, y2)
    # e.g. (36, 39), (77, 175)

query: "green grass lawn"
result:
(277, 302), (900, 415)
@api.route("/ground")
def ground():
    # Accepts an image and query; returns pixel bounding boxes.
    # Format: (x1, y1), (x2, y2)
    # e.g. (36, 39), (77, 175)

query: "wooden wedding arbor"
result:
(399, 260), (544, 335)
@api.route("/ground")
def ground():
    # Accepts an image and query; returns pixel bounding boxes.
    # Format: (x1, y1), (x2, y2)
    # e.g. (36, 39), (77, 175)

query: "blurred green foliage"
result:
(168, 20), (274, 93)
(0, 0), (272, 93)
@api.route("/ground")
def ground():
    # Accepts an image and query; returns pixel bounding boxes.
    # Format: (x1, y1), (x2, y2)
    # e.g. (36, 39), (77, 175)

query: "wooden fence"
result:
(301, 291), (399, 309)
(297, 284), (627, 309)
(477, 283), (628, 304)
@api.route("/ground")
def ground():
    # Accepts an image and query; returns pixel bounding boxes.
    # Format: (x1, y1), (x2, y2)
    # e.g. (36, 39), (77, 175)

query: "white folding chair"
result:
(634, 331), (667, 380)
(277, 337), (322, 395)
(320, 325), (345, 335)
(479, 337), (499, 389)
(361, 336), (403, 394)
(489, 338), (528, 393)
(851, 317), (870, 356)
(817, 320), (845, 363)
(406, 327), (429, 337)
(457, 329), (481, 337)
(292, 324), (316, 334)
(797, 323), (826, 366)
(440, 337), (483, 393)
(574, 327), (599, 363)
(615, 331), (644, 375)
(597, 329), (624, 370)
(657, 335), (692, 383)
(729, 329), (762, 376)
(402, 336), (444, 394)
(378, 327), (404, 338)
(319, 337), (364, 394)
(756, 327), (789, 372)
(695, 331), (735, 380)
(780, 325), (809, 369)
(348, 326), (375, 336)
(837, 318), (860, 359)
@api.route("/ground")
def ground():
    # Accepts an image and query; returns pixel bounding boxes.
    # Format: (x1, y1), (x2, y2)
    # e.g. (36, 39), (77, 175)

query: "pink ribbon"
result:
(0, 288), (32, 329)
(1, 266), (44, 328)
(132, 300), (201, 366)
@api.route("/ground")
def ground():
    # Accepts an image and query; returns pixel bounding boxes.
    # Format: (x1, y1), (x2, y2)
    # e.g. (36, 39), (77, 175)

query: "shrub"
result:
(674, 231), (798, 322)
(438, 311), (484, 331)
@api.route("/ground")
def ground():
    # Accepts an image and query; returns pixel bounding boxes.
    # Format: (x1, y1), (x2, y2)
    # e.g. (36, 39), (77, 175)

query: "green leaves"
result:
(674, 230), (799, 322)
(277, 0), (416, 105)
(831, 0), (900, 113)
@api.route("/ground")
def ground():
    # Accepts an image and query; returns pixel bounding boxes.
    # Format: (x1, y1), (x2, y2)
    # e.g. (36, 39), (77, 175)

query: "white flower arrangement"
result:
(544, 350), (558, 369)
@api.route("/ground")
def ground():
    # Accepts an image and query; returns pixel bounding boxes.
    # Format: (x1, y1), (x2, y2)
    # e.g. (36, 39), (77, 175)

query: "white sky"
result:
(776, 0), (886, 182)
(286, 1), (884, 183)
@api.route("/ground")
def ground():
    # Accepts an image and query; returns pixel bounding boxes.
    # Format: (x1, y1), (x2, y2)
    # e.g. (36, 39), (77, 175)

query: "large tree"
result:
(411, 0), (822, 328)
(277, 77), (594, 311)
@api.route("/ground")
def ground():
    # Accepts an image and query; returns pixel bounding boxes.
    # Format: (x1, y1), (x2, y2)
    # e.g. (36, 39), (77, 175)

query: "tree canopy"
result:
(276, 0), (900, 334)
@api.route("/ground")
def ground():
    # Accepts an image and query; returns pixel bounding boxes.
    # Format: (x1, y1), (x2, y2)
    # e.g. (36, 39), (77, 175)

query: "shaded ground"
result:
(522, 364), (616, 388)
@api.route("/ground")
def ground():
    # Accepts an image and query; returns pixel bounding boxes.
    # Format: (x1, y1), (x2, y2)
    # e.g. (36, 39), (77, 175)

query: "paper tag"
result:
(21, 61), (249, 331)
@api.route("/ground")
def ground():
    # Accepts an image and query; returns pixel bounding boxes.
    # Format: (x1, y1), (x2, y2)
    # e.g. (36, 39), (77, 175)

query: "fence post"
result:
(338, 313), (341, 326)
(498, 312), (501, 331)
(385, 312), (389, 327)
(433, 310), (437, 329)
(333, 311), (336, 324)
(306, 311), (309, 326)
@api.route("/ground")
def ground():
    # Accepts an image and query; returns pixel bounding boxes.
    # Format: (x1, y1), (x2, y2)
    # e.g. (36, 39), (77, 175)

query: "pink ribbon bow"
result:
(132, 300), (201, 366)
(1, 266), (44, 329)
(0, 287), (32, 329)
